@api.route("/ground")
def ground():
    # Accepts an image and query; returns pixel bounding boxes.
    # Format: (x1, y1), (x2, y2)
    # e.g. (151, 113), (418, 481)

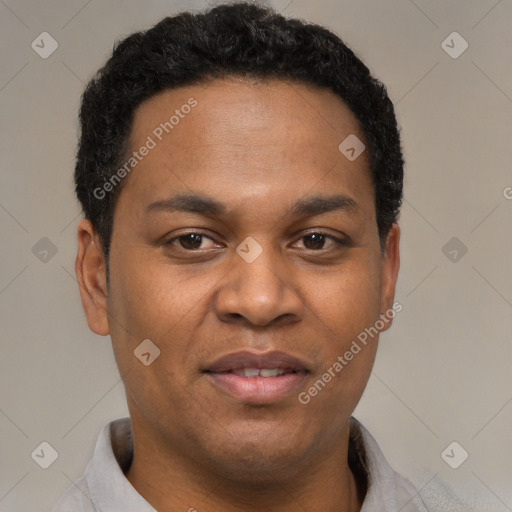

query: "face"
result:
(77, 78), (400, 482)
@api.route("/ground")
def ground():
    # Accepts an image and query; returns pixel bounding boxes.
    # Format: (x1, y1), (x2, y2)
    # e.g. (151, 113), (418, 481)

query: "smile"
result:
(229, 368), (296, 378)
(203, 351), (310, 404)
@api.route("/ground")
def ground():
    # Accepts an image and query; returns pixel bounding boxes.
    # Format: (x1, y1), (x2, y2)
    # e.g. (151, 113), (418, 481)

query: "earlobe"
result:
(75, 219), (110, 336)
(379, 223), (401, 329)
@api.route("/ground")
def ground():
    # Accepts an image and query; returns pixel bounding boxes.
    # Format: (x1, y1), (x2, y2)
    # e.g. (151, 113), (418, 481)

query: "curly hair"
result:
(75, 1), (403, 258)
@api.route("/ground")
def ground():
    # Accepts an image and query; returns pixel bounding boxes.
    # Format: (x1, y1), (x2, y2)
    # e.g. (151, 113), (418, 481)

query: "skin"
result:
(75, 77), (400, 512)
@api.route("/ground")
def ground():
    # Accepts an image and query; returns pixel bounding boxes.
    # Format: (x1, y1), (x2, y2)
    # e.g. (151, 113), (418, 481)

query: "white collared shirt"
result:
(51, 416), (456, 511)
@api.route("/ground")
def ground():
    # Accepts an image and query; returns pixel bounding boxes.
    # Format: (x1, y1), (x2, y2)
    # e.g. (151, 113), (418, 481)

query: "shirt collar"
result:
(85, 416), (426, 511)
(86, 417), (155, 511)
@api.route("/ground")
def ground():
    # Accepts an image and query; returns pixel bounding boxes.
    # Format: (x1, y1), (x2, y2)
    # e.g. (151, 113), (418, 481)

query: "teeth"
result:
(231, 368), (287, 378)
(259, 368), (284, 377)
(239, 368), (261, 378)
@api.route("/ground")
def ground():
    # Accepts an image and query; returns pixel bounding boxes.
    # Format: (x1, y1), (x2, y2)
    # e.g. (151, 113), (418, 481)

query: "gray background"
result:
(1, 0), (511, 510)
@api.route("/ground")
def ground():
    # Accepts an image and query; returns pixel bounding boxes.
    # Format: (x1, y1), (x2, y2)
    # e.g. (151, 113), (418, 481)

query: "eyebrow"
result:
(292, 195), (360, 217)
(146, 194), (227, 216)
(145, 193), (360, 218)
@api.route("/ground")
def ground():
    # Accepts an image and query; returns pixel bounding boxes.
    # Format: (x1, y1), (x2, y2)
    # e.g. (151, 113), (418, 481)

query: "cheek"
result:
(106, 258), (202, 415)
(302, 255), (382, 394)
(110, 246), (188, 324)
(106, 250), (218, 373)
(299, 266), (382, 415)
(306, 254), (383, 338)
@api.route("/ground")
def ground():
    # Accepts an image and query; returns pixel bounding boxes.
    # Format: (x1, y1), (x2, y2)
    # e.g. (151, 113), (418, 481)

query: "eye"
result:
(293, 231), (349, 251)
(166, 232), (217, 250)
(164, 230), (349, 253)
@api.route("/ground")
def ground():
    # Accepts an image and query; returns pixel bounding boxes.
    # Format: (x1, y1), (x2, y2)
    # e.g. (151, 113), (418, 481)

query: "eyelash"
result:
(165, 230), (349, 252)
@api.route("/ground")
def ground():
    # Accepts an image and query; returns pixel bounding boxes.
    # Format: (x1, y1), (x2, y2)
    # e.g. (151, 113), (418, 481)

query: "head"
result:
(75, 1), (403, 485)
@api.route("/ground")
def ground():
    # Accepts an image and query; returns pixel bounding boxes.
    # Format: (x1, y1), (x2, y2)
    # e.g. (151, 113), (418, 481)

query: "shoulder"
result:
(51, 475), (96, 512)
(51, 419), (126, 512)
(351, 418), (474, 512)
(349, 417), (428, 511)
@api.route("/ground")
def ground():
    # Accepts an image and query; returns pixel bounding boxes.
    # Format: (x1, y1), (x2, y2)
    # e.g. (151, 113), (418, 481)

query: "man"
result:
(53, 2), (442, 510)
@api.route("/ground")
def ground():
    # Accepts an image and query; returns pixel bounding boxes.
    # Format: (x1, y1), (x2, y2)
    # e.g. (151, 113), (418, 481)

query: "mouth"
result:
(227, 368), (299, 378)
(202, 351), (310, 404)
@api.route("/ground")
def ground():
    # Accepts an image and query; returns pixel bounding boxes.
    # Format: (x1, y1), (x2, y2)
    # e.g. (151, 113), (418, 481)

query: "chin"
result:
(197, 428), (312, 484)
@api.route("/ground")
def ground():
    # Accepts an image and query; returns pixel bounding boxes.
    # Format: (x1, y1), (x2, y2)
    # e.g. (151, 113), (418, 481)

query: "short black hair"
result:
(75, 1), (403, 258)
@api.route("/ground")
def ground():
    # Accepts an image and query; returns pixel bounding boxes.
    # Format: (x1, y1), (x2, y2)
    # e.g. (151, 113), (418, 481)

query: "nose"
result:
(213, 242), (304, 328)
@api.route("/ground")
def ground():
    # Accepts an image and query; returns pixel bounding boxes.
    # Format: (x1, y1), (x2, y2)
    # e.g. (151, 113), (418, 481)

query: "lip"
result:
(204, 350), (310, 373)
(203, 350), (310, 405)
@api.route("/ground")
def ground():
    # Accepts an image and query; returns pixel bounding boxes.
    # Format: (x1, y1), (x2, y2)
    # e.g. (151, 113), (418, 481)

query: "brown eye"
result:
(178, 233), (203, 250)
(302, 233), (327, 250)
(296, 231), (349, 251)
(166, 232), (216, 251)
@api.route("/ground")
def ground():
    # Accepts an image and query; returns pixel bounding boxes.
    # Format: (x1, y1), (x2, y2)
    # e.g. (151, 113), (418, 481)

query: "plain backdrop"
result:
(1, 0), (511, 510)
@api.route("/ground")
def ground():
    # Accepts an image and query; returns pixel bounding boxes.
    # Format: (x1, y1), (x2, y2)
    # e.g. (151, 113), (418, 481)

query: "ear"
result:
(75, 219), (110, 336)
(378, 223), (401, 332)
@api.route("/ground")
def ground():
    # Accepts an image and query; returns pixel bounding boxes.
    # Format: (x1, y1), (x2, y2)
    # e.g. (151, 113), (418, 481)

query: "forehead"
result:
(119, 77), (373, 217)
(130, 77), (365, 151)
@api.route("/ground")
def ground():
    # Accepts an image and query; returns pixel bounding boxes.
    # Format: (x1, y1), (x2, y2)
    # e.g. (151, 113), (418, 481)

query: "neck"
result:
(124, 418), (364, 512)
